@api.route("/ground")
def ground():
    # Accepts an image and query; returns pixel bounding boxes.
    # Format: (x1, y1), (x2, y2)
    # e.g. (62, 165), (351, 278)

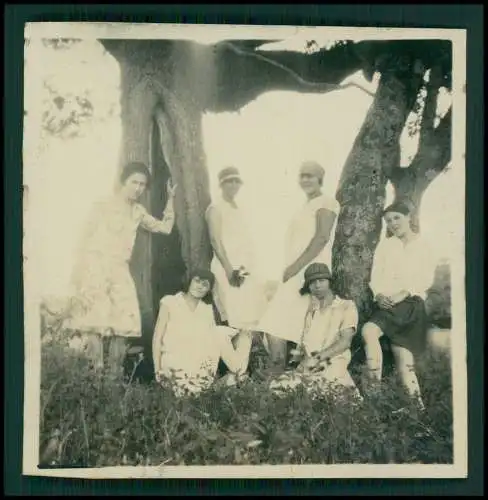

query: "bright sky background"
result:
(24, 39), (459, 299)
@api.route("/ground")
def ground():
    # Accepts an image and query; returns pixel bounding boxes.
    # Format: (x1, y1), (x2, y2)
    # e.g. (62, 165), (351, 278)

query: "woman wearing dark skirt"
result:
(361, 201), (438, 410)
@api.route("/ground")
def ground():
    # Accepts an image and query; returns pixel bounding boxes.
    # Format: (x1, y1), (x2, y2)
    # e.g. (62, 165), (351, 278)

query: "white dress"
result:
(207, 199), (265, 330)
(158, 293), (250, 396)
(258, 194), (340, 343)
(65, 196), (173, 338)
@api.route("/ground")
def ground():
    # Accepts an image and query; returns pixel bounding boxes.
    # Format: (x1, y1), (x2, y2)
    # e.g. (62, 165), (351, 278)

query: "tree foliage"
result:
(30, 38), (118, 140)
(42, 38), (83, 50)
(41, 81), (96, 138)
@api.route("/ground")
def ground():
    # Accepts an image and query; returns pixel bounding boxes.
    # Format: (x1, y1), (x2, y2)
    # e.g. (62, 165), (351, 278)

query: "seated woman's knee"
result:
(361, 322), (382, 343)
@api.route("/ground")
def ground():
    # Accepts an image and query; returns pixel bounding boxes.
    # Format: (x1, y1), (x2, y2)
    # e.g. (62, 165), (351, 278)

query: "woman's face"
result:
(299, 172), (321, 196)
(384, 211), (411, 238)
(121, 173), (148, 201)
(220, 178), (242, 199)
(188, 276), (212, 300)
(309, 278), (331, 299)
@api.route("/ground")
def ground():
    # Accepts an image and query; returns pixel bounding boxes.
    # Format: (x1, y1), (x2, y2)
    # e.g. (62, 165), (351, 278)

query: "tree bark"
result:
(154, 98), (213, 274)
(152, 41), (214, 274)
(388, 67), (452, 234)
(209, 39), (451, 113)
(388, 113), (451, 233)
(332, 62), (424, 322)
(117, 58), (159, 324)
(106, 41), (214, 330)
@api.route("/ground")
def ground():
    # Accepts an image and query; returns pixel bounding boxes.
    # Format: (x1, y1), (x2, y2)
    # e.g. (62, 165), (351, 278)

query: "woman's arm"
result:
(139, 180), (177, 235)
(283, 208), (336, 282)
(316, 300), (358, 361)
(205, 206), (236, 284)
(316, 327), (356, 362)
(407, 240), (439, 300)
(152, 301), (170, 374)
(369, 240), (397, 309)
(139, 200), (175, 235)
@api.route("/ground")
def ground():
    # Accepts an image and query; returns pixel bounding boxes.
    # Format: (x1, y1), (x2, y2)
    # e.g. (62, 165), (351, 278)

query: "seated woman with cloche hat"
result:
(269, 263), (362, 400)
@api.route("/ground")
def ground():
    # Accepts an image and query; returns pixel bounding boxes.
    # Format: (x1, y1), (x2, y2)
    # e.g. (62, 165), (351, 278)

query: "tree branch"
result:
(389, 104), (452, 196)
(418, 65), (443, 152)
(428, 105), (452, 172)
(221, 41), (376, 98)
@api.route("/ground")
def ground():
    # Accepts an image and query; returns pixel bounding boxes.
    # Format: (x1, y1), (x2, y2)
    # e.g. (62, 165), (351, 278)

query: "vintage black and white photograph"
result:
(22, 23), (467, 478)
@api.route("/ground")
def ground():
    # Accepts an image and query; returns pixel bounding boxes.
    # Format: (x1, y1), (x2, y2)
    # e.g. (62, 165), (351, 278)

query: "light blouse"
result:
(370, 234), (438, 301)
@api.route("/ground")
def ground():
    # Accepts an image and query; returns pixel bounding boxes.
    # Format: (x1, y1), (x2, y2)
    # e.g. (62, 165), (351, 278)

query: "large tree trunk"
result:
(117, 58), (159, 334)
(108, 42), (214, 336)
(152, 41), (215, 274)
(154, 98), (213, 274)
(332, 61), (424, 323)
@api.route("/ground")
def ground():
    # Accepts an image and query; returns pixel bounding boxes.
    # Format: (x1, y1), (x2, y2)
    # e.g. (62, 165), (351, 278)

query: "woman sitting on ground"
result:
(269, 263), (361, 400)
(152, 268), (253, 396)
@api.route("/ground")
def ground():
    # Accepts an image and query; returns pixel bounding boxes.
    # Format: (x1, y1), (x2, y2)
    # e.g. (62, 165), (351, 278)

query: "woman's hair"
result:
(183, 268), (216, 304)
(299, 275), (338, 296)
(382, 200), (411, 218)
(119, 162), (152, 187)
(383, 199), (417, 237)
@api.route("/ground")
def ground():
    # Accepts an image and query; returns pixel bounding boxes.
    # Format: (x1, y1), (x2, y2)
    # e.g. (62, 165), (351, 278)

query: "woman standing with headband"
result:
(65, 162), (177, 378)
(258, 161), (340, 370)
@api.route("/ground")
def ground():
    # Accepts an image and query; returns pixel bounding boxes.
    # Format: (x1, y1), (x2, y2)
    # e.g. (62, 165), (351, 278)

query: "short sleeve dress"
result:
(257, 193), (340, 343)
(269, 296), (361, 397)
(158, 293), (223, 394)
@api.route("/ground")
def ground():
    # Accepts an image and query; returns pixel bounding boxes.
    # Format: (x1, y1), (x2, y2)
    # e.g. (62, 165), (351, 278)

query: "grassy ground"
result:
(38, 329), (453, 468)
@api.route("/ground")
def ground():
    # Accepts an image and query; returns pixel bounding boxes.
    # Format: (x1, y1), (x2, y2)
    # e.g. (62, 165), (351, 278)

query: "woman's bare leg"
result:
(82, 332), (104, 370)
(391, 344), (425, 410)
(107, 336), (127, 379)
(361, 322), (384, 381)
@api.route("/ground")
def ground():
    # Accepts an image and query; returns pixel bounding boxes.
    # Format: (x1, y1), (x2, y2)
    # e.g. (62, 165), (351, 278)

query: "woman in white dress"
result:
(205, 166), (264, 331)
(152, 269), (253, 396)
(65, 162), (177, 377)
(258, 161), (340, 369)
(269, 263), (361, 400)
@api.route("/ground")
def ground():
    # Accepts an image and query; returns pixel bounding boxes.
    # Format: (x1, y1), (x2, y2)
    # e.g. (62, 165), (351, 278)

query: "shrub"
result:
(39, 334), (453, 467)
(425, 261), (452, 329)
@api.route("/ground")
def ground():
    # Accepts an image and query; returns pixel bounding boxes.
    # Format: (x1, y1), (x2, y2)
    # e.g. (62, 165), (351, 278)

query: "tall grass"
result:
(38, 330), (453, 468)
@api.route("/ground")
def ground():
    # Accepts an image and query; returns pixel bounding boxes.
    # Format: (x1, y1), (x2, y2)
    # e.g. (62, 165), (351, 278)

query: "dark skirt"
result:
(368, 295), (428, 356)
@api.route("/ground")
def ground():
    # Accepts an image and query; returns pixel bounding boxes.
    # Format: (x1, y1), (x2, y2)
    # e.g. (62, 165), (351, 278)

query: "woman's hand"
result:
(376, 293), (395, 310)
(389, 291), (410, 305)
(166, 179), (178, 198)
(226, 268), (243, 287)
(298, 355), (319, 373)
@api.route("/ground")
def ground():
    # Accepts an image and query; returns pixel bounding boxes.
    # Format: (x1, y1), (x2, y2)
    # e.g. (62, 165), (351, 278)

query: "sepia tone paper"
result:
(22, 22), (467, 479)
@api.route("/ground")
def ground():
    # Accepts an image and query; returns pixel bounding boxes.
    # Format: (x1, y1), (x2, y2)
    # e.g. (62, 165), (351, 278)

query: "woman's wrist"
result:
(317, 351), (331, 364)
(163, 206), (175, 219)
